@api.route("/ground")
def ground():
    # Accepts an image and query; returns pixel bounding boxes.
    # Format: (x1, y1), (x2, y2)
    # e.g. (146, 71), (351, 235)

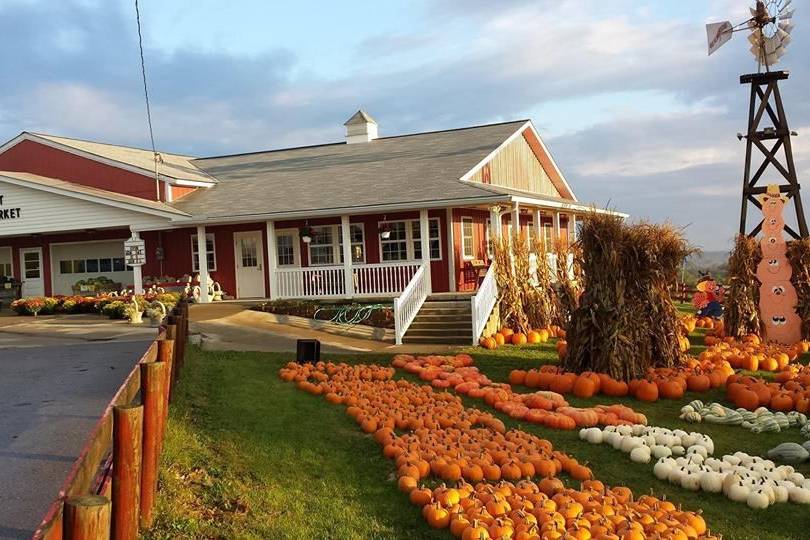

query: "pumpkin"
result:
(527, 330), (541, 344)
(511, 333), (528, 346)
(494, 333), (506, 346)
(635, 380), (658, 402)
(572, 375), (597, 399)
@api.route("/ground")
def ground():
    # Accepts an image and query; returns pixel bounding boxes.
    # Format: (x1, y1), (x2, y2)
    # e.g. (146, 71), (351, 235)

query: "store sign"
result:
(0, 195), (21, 221)
(124, 236), (146, 266)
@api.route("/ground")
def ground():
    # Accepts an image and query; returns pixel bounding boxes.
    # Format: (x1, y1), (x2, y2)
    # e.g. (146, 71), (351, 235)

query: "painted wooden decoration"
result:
(756, 185), (802, 344)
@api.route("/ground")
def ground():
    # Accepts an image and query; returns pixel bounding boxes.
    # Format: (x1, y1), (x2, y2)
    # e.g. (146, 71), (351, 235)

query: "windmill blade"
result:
(780, 9), (794, 20)
(706, 21), (733, 55)
(748, 30), (763, 46)
(779, 21), (794, 33)
(780, 0), (792, 13)
(777, 29), (791, 46)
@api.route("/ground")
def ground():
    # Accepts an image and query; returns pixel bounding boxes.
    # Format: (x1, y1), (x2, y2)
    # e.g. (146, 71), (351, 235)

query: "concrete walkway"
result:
(189, 304), (463, 354)
(0, 314), (157, 348)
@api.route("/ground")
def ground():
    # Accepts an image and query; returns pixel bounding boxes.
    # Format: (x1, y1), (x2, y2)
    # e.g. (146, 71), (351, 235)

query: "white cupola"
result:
(344, 110), (378, 144)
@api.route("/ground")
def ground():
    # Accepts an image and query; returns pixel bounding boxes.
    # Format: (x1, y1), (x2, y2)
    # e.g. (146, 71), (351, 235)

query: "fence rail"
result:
(32, 302), (189, 540)
(393, 263), (430, 345)
(471, 262), (498, 345)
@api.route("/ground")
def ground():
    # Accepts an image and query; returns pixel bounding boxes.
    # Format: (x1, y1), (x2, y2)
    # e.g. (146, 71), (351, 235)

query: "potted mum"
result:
(379, 222), (393, 239)
(300, 225), (314, 244)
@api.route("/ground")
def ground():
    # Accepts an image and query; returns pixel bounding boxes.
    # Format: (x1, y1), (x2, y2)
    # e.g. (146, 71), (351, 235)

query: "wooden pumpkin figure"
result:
(756, 185), (802, 345)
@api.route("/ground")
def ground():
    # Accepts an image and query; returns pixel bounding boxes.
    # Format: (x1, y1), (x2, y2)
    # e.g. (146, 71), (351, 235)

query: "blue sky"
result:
(0, 0), (808, 250)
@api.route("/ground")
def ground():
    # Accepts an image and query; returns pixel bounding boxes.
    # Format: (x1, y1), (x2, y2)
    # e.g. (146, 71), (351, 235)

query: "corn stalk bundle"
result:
(786, 238), (810, 340)
(724, 234), (762, 338)
(526, 236), (558, 329)
(563, 213), (692, 380)
(492, 233), (530, 333)
(553, 239), (580, 329)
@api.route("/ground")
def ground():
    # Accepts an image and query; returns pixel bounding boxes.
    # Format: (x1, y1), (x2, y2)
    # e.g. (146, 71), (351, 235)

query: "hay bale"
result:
(786, 238), (810, 340)
(724, 234), (762, 338)
(563, 213), (692, 380)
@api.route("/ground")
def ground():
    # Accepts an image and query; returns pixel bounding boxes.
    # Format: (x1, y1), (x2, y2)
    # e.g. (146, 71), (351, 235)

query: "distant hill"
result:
(682, 250), (729, 285)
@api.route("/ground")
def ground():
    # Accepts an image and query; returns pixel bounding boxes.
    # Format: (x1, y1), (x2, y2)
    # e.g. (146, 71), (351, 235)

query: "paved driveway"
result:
(0, 317), (153, 540)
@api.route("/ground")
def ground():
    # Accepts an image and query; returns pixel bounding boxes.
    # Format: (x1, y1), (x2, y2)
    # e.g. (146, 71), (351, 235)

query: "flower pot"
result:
(380, 231), (391, 239)
(302, 235), (312, 244)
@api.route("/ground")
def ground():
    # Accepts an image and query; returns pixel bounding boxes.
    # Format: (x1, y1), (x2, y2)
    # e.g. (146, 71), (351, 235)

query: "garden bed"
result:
(253, 299), (394, 329)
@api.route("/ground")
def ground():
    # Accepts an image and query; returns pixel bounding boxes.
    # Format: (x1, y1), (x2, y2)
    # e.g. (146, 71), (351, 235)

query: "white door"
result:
(20, 247), (45, 297)
(275, 229), (300, 267)
(234, 231), (265, 298)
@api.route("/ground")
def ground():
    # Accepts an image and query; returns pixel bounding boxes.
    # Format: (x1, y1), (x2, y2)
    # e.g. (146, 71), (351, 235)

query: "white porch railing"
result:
(274, 262), (422, 300)
(471, 262), (498, 345)
(393, 263), (430, 345)
(276, 265), (347, 298)
(353, 262), (420, 297)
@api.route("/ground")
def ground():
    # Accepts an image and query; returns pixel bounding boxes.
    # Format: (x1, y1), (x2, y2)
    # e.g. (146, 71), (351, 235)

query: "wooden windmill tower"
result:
(707, 0), (808, 239)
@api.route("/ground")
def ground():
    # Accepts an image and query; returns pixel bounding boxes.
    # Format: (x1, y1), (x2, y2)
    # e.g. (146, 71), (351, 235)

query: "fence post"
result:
(64, 495), (111, 540)
(139, 361), (167, 529)
(158, 338), (176, 403)
(112, 404), (143, 540)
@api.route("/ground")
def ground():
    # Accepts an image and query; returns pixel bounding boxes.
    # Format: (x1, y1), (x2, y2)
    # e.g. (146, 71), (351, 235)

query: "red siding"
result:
(0, 139), (166, 201)
(452, 209), (491, 292)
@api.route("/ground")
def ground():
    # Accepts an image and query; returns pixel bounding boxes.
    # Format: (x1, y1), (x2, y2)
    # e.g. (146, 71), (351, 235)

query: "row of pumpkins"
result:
(281, 360), (716, 539)
(579, 423), (810, 508)
(392, 354), (648, 429)
(507, 358), (734, 403)
(479, 326), (566, 350)
(700, 336), (808, 373)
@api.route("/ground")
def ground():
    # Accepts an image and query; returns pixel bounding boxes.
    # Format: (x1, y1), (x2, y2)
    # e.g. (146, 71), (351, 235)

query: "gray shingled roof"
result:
(174, 121), (527, 219)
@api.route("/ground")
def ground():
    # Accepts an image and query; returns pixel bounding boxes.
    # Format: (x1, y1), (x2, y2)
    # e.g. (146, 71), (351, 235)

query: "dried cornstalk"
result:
(724, 234), (762, 338)
(563, 213), (693, 380)
(528, 236), (558, 329)
(492, 232), (530, 333)
(786, 238), (810, 340)
(554, 239), (579, 328)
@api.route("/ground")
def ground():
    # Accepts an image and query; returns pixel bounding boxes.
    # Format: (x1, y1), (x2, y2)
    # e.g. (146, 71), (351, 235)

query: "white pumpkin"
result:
(700, 471), (724, 493)
(654, 457), (674, 480)
(651, 445), (673, 459)
(681, 472), (701, 491)
(746, 488), (771, 509)
(727, 481), (751, 503)
(630, 446), (651, 463)
(788, 486), (810, 504)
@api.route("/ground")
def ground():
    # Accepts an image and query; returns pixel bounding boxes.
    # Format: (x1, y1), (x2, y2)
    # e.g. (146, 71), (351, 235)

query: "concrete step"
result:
(409, 320), (472, 330)
(406, 327), (472, 337)
(411, 314), (471, 323)
(402, 335), (472, 345)
(426, 293), (475, 302)
(421, 300), (471, 309)
(417, 306), (471, 316)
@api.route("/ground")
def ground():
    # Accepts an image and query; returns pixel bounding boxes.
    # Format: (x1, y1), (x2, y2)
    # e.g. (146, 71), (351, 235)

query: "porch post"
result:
(419, 209), (432, 293)
(510, 202), (520, 243)
(489, 206), (502, 238)
(446, 208), (456, 292)
(570, 214), (577, 243)
(532, 208), (542, 244)
(195, 225), (210, 303)
(553, 211), (561, 246)
(265, 220), (277, 299)
(340, 215), (354, 297)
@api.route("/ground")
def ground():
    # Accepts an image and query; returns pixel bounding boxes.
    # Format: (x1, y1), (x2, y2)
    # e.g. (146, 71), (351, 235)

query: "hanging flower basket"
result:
(300, 226), (314, 244)
(379, 223), (393, 239)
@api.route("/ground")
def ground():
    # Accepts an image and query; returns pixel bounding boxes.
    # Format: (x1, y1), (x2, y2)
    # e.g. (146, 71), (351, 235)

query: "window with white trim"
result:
(308, 226), (335, 265)
(379, 218), (442, 262)
(191, 233), (217, 272)
(307, 224), (367, 266)
(461, 217), (475, 260)
(411, 219), (441, 260)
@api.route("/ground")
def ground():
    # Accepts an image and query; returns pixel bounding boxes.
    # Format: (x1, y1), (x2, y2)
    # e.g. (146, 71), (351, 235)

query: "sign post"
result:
(125, 233), (146, 295)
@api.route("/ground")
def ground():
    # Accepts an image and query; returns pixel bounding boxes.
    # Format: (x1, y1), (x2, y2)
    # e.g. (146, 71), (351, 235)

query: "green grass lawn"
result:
(145, 336), (810, 540)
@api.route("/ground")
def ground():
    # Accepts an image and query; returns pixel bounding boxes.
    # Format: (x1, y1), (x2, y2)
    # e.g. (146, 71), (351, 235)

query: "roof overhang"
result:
(508, 194), (628, 218)
(133, 195), (513, 231)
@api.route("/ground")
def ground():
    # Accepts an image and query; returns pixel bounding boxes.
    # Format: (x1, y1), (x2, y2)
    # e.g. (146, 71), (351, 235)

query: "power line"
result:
(134, 0), (161, 201)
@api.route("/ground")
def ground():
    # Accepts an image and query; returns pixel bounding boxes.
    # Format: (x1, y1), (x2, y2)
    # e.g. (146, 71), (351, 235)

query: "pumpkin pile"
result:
(509, 359), (732, 403)
(281, 360), (718, 539)
(394, 355), (648, 429)
(725, 372), (810, 414)
(580, 424), (715, 464)
(700, 336), (806, 372)
(479, 325), (564, 350)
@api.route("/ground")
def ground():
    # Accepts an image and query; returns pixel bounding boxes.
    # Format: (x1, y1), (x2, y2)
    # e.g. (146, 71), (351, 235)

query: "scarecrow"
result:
(692, 274), (724, 319)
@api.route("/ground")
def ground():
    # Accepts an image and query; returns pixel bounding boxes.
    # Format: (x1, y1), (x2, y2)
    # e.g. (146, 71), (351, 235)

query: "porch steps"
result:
(402, 293), (473, 345)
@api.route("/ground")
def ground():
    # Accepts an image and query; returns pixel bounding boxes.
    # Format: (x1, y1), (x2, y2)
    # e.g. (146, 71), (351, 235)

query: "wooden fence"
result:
(672, 282), (698, 303)
(31, 301), (189, 540)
